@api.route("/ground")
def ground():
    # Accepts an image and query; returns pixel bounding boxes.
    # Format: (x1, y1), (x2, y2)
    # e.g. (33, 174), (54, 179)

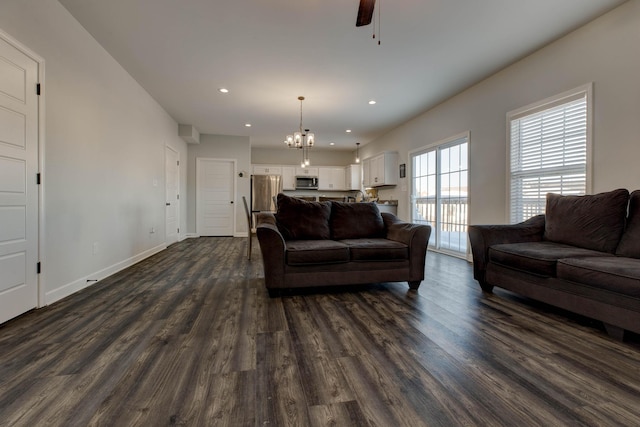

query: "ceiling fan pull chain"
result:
(378, 0), (381, 45)
(372, 7), (376, 39)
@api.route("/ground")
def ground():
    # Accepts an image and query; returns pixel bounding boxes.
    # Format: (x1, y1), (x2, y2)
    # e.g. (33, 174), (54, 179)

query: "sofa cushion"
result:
(339, 238), (409, 261)
(330, 202), (385, 240)
(616, 190), (640, 258)
(276, 193), (331, 240)
(557, 257), (640, 298)
(285, 240), (350, 265)
(489, 241), (612, 277)
(544, 189), (629, 253)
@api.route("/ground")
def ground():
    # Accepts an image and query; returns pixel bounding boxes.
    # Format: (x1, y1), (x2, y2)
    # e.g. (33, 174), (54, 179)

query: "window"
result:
(508, 85), (591, 223)
(411, 133), (469, 256)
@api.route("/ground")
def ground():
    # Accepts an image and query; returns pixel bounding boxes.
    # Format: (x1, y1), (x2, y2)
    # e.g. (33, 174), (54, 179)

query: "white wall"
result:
(364, 0), (640, 224)
(252, 147), (356, 166)
(187, 134), (251, 235)
(0, 0), (188, 303)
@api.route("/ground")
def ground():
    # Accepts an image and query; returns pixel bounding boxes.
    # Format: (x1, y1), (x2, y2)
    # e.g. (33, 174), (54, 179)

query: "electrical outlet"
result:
(150, 227), (155, 234)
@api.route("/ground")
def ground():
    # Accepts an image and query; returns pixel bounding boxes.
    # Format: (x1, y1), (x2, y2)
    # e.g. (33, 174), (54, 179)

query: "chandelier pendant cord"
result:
(299, 98), (303, 135)
(299, 97), (305, 162)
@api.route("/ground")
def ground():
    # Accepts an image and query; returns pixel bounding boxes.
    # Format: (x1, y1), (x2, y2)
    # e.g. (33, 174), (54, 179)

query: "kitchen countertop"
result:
(290, 195), (398, 206)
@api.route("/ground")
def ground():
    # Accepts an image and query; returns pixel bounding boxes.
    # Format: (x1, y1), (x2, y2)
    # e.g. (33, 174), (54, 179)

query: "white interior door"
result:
(165, 146), (180, 245)
(196, 158), (235, 236)
(0, 36), (39, 324)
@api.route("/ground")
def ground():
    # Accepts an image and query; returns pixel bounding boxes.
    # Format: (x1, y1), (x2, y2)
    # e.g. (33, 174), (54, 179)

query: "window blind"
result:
(509, 93), (587, 223)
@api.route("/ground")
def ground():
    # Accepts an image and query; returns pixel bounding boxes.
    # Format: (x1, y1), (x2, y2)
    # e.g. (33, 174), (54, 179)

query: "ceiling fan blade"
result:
(356, 0), (376, 27)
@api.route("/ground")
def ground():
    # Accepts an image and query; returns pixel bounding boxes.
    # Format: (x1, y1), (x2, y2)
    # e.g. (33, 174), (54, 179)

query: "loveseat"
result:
(469, 189), (640, 340)
(256, 194), (431, 296)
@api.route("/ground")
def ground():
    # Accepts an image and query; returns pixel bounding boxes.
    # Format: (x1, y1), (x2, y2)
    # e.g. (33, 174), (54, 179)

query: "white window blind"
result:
(509, 91), (588, 223)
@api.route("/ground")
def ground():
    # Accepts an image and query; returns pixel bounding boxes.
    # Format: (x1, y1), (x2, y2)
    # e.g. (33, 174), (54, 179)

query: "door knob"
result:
(230, 201), (234, 204)
(166, 202), (171, 206)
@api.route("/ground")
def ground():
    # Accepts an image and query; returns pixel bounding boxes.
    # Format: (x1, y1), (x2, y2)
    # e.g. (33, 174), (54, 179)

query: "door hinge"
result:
(177, 194), (180, 200)
(177, 160), (180, 166)
(36, 83), (41, 95)
(37, 262), (41, 274)
(177, 228), (180, 233)
(37, 173), (41, 185)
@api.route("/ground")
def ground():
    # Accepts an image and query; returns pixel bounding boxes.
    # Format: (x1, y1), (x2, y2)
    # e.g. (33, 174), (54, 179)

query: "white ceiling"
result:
(58, 0), (626, 150)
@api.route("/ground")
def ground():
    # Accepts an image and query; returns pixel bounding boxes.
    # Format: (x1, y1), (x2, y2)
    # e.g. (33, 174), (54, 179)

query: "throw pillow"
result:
(330, 201), (385, 240)
(616, 190), (640, 258)
(275, 193), (331, 240)
(544, 188), (629, 253)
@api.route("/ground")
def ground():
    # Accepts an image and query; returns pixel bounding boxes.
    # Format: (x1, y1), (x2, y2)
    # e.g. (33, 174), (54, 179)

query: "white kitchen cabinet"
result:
(282, 166), (296, 190)
(363, 158), (372, 187)
(295, 167), (319, 176)
(345, 164), (361, 190)
(318, 167), (346, 190)
(363, 152), (398, 187)
(252, 165), (282, 175)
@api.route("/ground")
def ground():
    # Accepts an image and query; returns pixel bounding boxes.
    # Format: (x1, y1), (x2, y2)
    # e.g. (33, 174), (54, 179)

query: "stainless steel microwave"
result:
(295, 176), (318, 189)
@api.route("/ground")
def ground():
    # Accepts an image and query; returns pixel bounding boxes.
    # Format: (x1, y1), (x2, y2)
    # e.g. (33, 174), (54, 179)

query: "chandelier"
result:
(284, 96), (314, 168)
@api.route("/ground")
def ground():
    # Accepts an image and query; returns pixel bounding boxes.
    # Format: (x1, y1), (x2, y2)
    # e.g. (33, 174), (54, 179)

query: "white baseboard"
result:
(45, 243), (167, 305)
(183, 233), (246, 238)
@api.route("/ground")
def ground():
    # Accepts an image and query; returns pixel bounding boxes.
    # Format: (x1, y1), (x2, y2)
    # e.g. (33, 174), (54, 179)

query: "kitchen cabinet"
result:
(282, 166), (296, 190)
(363, 152), (398, 187)
(318, 167), (346, 190)
(363, 158), (371, 188)
(345, 164), (361, 190)
(252, 165), (282, 175)
(376, 203), (398, 215)
(295, 167), (319, 176)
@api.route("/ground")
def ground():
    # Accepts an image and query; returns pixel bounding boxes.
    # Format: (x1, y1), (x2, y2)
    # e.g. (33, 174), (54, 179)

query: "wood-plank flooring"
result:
(1, 237), (639, 426)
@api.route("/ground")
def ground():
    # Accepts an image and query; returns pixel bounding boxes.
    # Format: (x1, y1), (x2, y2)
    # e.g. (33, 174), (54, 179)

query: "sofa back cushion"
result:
(616, 190), (640, 258)
(330, 202), (385, 240)
(544, 188), (629, 253)
(275, 193), (331, 240)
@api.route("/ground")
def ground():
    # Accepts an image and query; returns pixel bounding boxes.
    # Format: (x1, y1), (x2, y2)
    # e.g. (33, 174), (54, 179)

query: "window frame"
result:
(506, 83), (593, 223)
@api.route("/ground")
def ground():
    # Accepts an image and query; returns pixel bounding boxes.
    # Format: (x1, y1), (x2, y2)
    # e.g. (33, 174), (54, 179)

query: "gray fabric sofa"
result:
(469, 189), (640, 340)
(256, 194), (431, 296)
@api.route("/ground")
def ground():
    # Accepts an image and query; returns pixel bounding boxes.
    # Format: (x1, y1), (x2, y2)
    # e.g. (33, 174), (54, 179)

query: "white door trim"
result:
(165, 145), (180, 245)
(0, 28), (46, 308)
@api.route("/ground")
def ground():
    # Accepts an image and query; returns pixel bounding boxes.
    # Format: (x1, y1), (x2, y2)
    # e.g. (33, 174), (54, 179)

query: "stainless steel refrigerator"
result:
(250, 175), (282, 221)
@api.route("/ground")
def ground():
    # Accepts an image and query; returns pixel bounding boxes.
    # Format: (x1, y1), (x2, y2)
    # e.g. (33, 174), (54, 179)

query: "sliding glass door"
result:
(411, 134), (469, 256)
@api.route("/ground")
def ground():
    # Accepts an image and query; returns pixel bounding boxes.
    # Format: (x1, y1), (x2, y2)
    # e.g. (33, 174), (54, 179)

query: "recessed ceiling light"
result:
(245, 123), (251, 127)
(346, 129), (352, 133)
(330, 142), (335, 146)
(368, 100), (377, 105)
(219, 88), (229, 93)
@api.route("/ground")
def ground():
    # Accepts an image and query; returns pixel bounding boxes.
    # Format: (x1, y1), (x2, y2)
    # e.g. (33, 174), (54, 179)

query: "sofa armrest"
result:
(255, 213), (286, 289)
(382, 213), (432, 281)
(468, 214), (545, 286)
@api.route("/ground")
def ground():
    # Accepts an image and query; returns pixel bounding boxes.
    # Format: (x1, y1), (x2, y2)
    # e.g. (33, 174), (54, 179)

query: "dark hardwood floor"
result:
(1, 237), (639, 426)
